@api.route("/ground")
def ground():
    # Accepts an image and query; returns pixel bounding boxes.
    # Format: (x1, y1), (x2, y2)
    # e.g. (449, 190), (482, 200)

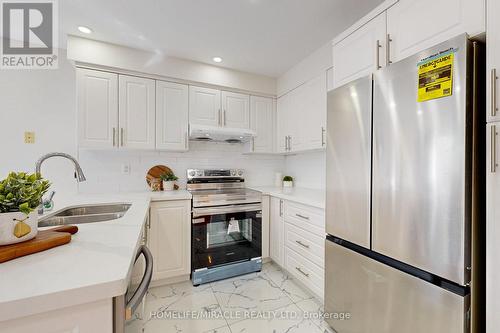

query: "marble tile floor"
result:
(126, 262), (336, 333)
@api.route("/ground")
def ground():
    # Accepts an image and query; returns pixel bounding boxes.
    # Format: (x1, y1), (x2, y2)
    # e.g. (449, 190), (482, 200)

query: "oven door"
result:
(192, 203), (262, 271)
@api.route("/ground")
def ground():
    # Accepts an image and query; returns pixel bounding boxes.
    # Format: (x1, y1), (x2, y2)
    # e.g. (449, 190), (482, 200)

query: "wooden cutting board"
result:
(146, 165), (179, 191)
(0, 225), (78, 263)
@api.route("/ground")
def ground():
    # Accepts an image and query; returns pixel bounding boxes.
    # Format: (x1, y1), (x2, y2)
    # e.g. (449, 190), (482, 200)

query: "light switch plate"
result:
(24, 131), (35, 144)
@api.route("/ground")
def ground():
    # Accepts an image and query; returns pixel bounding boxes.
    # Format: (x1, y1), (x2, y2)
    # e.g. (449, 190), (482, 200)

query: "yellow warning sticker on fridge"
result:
(417, 50), (454, 102)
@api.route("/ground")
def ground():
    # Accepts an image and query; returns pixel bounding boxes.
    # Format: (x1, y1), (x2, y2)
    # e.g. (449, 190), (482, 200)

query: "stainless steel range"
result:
(187, 169), (262, 285)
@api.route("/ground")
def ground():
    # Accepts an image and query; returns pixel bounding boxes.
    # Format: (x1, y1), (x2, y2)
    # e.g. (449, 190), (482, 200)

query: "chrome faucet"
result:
(35, 152), (86, 214)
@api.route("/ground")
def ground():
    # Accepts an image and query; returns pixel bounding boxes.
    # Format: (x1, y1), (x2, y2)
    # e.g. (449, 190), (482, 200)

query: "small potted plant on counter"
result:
(283, 175), (294, 188)
(0, 172), (50, 246)
(160, 171), (179, 191)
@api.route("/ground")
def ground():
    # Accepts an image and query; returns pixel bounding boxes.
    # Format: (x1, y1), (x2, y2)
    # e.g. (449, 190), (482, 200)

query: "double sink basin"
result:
(38, 203), (131, 227)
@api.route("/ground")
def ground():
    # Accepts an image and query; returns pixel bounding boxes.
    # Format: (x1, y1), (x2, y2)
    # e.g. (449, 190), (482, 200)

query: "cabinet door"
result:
(387, 0), (485, 63)
(487, 0), (500, 122)
(332, 13), (386, 89)
(156, 81), (189, 151)
(221, 91), (250, 129)
(276, 93), (291, 153)
(149, 200), (191, 281)
(118, 75), (155, 149)
(289, 85), (305, 151)
(487, 123), (500, 333)
(189, 86), (221, 127)
(77, 68), (118, 149)
(250, 96), (274, 153)
(269, 197), (284, 266)
(302, 73), (327, 150)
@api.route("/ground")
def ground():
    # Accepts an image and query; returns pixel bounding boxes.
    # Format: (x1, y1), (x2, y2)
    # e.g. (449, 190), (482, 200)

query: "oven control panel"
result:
(187, 169), (244, 179)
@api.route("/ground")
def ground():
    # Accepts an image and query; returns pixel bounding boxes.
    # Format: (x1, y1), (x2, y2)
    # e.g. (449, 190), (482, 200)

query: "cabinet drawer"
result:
(284, 201), (325, 236)
(285, 247), (324, 298)
(285, 223), (324, 268)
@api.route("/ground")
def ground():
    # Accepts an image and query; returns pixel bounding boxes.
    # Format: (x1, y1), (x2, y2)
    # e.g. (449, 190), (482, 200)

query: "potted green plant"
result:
(283, 175), (294, 188)
(160, 171), (179, 191)
(0, 172), (50, 245)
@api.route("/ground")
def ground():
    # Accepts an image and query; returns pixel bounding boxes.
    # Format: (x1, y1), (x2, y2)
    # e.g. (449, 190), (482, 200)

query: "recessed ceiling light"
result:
(78, 26), (93, 34)
(213, 57), (222, 63)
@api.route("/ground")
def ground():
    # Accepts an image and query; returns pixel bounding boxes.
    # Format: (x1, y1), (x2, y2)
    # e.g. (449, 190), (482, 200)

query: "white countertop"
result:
(250, 186), (325, 209)
(0, 190), (191, 322)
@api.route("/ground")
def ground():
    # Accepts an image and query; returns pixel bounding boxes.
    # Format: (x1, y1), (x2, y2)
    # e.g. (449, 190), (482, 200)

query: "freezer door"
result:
(324, 239), (469, 333)
(326, 76), (372, 248)
(372, 34), (470, 284)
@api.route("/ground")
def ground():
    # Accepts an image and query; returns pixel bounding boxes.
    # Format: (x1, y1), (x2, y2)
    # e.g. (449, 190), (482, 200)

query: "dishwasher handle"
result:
(125, 245), (153, 320)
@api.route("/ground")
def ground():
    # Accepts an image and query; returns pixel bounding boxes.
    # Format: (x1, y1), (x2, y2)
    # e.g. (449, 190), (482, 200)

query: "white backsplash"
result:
(77, 142), (286, 193)
(284, 151), (326, 190)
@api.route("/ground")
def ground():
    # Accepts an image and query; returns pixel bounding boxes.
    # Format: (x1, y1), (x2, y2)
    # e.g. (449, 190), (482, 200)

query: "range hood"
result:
(189, 124), (256, 143)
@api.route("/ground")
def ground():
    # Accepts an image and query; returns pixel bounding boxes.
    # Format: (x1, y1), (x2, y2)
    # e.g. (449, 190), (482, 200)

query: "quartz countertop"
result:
(250, 186), (325, 209)
(0, 190), (191, 322)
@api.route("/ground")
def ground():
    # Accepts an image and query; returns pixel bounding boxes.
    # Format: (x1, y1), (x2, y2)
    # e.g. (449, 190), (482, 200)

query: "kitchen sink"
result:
(39, 203), (131, 227)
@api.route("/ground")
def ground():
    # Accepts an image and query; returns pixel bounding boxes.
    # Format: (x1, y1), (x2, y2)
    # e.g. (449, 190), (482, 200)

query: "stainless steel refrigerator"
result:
(324, 34), (485, 333)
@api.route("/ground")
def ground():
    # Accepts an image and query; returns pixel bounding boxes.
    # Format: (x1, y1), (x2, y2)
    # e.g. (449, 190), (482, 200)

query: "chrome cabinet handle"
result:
(288, 136), (292, 151)
(386, 34), (393, 65)
(223, 109), (226, 126)
(492, 125), (498, 173)
(185, 131), (188, 149)
(279, 199), (283, 217)
(321, 127), (326, 146)
(252, 137), (255, 152)
(295, 267), (309, 277)
(492, 69), (498, 117)
(126, 245), (153, 320)
(295, 240), (310, 249)
(296, 213), (310, 220)
(376, 39), (382, 69)
(120, 128), (124, 147)
(284, 136), (288, 151)
(112, 128), (116, 147)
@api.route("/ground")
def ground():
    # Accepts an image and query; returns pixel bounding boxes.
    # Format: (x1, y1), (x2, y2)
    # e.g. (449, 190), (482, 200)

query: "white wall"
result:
(78, 142), (285, 193)
(284, 152), (326, 190)
(67, 36), (276, 96)
(0, 49), (79, 195)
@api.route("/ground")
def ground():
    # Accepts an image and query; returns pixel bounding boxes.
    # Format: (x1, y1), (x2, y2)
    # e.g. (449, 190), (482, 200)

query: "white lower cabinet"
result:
(149, 200), (191, 281)
(269, 197), (325, 299)
(0, 299), (113, 333)
(269, 197), (284, 266)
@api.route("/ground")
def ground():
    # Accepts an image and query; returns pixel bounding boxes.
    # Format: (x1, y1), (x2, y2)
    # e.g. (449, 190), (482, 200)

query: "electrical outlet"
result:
(121, 163), (131, 175)
(24, 131), (35, 144)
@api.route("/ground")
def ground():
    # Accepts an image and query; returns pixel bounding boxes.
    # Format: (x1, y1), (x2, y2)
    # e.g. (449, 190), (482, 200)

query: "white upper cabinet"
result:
(276, 72), (327, 153)
(302, 73), (327, 150)
(77, 68), (118, 149)
(118, 75), (156, 150)
(189, 86), (221, 127)
(250, 96), (275, 153)
(190, 86), (250, 129)
(487, 0), (500, 122)
(222, 91), (250, 129)
(332, 13), (386, 89)
(156, 81), (189, 151)
(386, 0), (485, 63)
(276, 93), (291, 153)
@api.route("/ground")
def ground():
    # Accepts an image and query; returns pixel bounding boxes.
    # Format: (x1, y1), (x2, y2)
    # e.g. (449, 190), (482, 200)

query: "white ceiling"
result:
(60, 0), (384, 77)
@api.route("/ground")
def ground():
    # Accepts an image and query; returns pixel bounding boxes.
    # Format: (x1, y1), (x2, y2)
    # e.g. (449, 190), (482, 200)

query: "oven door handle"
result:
(192, 203), (262, 218)
(125, 245), (153, 320)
